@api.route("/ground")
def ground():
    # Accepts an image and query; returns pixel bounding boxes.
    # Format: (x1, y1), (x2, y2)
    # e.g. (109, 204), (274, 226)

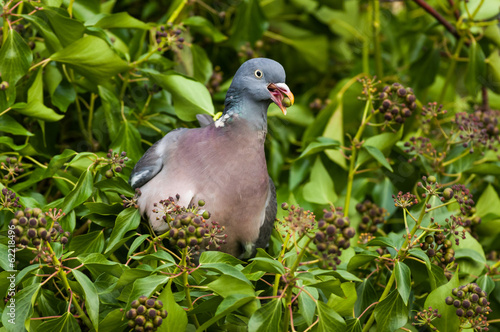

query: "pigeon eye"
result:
(254, 70), (263, 79)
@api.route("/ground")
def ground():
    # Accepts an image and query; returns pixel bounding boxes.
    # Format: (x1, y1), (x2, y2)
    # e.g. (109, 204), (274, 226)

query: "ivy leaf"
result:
(297, 137), (340, 159)
(126, 275), (170, 311)
(68, 231), (106, 255)
(362, 145), (393, 172)
(317, 301), (346, 331)
(228, 0), (268, 48)
(50, 35), (129, 82)
(424, 270), (460, 332)
(373, 289), (408, 332)
(157, 284), (187, 332)
(72, 270), (99, 329)
(465, 39), (486, 97)
(0, 115), (33, 136)
(197, 294), (254, 331)
(248, 299), (281, 332)
(142, 68), (214, 121)
(105, 207), (141, 254)
(61, 170), (94, 213)
(0, 29), (32, 86)
(303, 156), (337, 204)
(15, 69), (64, 122)
(183, 16), (227, 42)
(326, 282), (357, 316)
(1, 283), (41, 332)
(109, 122), (143, 164)
(94, 12), (152, 29)
(394, 261), (411, 305)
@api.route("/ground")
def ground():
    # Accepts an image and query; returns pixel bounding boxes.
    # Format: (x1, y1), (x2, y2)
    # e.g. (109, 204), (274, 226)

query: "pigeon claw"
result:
(268, 83), (294, 115)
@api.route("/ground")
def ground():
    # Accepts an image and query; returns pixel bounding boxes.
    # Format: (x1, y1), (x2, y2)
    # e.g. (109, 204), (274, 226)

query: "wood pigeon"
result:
(129, 58), (294, 258)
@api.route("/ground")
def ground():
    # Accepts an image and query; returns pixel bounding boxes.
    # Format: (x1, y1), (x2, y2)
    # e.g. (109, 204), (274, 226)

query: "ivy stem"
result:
(371, 0), (383, 78)
(283, 237), (313, 332)
(442, 149), (469, 167)
(439, 36), (465, 103)
(180, 246), (200, 328)
(344, 99), (374, 217)
(362, 196), (429, 332)
(273, 233), (290, 296)
(425, 199), (455, 212)
(45, 242), (93, 329)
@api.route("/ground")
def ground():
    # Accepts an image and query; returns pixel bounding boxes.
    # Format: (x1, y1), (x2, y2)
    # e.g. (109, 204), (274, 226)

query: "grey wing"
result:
(196, 114), (214, 127)
(129, 128), (186, 189)
(254, 176), (277, 252)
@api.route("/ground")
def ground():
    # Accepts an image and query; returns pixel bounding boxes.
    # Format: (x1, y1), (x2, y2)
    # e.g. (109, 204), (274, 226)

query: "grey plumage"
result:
(129, 58), (293, 258)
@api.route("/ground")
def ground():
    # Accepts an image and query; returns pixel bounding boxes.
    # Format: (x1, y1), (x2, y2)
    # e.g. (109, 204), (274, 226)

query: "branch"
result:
(412, 0), (460, 39)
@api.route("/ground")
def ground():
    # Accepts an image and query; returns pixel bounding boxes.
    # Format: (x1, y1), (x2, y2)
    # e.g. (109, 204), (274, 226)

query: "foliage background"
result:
(0, 0), (500, 331)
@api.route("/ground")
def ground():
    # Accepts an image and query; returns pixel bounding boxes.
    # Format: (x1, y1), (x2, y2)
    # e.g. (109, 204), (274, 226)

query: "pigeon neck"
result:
(222, 88), (270, 132)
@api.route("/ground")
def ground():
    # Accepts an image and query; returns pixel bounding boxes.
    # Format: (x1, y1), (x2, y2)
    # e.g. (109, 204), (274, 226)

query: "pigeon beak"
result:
(268, 83), (294, 115)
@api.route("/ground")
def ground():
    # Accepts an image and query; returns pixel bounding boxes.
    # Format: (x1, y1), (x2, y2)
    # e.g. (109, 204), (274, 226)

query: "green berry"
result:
(427, 176), (437, 184)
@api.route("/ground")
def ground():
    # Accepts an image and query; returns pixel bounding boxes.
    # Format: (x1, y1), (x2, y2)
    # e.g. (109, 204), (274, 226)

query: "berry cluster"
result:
(445, 283), (492, 331)
(403, 136), (438, 164)
(421, 233), (455, 269)
(421, 102), (448, 123)
(120, 188), (142, 209)
(311, 207), (355, 269)
(280, 203), (315, 237)
(453, 110), (499, 154)
(449, 184), (475, 215)
(309, 98), (330, 111)
(237, 40), (264, 60)
(462, 207), (482, 240)
(153, 196), (227, 256)
(1, 157), (25, 183)
(412, 307), (441, 331)
(1, 187), (22, 209)
(355, 200), (386, 234)
(9, 208), (69, 247)
(393, 191), (418, 209)
(104, 150), (128, 179)
(155, 23), (185, 51)
(126, 296), (167, 332)
(378, 83), (417, 125)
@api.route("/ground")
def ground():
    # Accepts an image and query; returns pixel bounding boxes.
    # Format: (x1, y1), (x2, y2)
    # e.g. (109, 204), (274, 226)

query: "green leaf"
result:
(43, 149), (77, 178)
(15, 69), (64, 122)
(127, 234), (150, 257)
(98, 309), (128, 332)
(42, 8), (86, 47)
(394, 261), (411, 305)
(109, 121), (143, 163)
(1, 283), (41, 332)
(475, 184), (500, 219)
(183, 16), (227, 43)
(67, 231), (105, 255)
(297, 137), (340, 159)
(465, 39), (486, 97)
(126, 275), (170, 310)
(202, 263), (251, 285)
(228, 0), (268, 47)
(157, 284), (187, 332)
(409, 47), (440, 91)
(362, 145), (393, 172)
(298, 286), (317, 325)
(317, 301), (346, 332)
(347, 252), (379, 271)
(61, 170), (94, 213)
(105, 207), (141, 254)
(367, 236), (398, 249)
(0, 136), (28, 151)
(408, 248), (435, 290)
(303, 156), (337, 204)
(142, 69), (214, 121)
(72, 269), (99, 329)
(357, 129), (402, 168)
(98, 85), (120, 140)
(21, 13), (62, 53)
(248, 299), (281, 332)
(326, 282), (357, 316)
(373, 289), (408, 332)
(94, 12), (151, 29)
(424, 270), (460, 332)
(323, 102), (347, 169)
(0, 115), (33, 136)
(199, 251), (245, 265)
(485, 50), (500, 94)
(476, 275), (495, 294)
(247, 257), (286, 275)
(197, 294), (254, 331)
(50, 35), (129, 82)
(0, 29), (33, 86)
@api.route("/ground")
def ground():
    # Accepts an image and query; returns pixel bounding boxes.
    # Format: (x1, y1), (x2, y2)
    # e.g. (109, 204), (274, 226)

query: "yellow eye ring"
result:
(254, 69), (263, 78)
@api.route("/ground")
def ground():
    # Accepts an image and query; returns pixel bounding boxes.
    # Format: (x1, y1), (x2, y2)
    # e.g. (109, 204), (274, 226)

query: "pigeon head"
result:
(224, 58), (294, 117)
